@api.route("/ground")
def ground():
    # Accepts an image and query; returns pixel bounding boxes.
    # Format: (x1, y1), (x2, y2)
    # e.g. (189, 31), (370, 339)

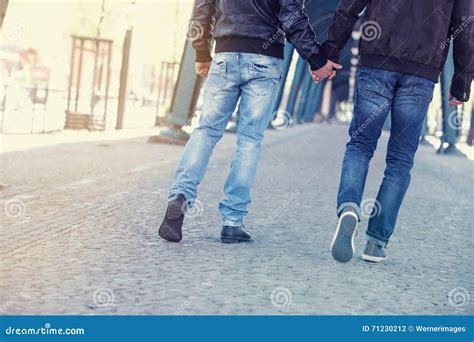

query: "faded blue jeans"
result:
(169, 52), (282, 226)
(337, 67), (435, 245)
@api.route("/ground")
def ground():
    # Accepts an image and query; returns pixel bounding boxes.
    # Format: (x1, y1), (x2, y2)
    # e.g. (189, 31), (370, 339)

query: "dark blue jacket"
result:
(319, 0), (473, 101)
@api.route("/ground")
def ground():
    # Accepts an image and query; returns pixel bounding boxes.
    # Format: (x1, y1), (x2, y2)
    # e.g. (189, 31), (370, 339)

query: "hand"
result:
(448, 93), (463, 107)
(310, 60), (342, 83)
(195, 62), (211, 77)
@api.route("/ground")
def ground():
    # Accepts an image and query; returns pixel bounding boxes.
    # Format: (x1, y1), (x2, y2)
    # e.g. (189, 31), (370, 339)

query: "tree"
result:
(0, 0), (8, 28)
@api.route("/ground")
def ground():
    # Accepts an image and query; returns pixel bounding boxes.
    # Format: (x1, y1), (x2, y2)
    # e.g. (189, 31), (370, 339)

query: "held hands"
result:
(310, 60), (343, 83)
(448, 94), (463, 107)
(195, 62), (211, 78)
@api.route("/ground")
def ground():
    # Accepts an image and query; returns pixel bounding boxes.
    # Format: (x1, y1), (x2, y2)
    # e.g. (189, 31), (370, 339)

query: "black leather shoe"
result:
(159, 194), (186, 242)
(220, 225), (252, 243)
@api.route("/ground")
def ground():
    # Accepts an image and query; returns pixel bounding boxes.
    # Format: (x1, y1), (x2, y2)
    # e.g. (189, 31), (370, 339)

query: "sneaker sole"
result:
(159, 201), (184, 242)
(159, 221), (182, 242)
(330, 211), (358, 262)
(166, 200), (185, 220)
(362, 253), (387, 263)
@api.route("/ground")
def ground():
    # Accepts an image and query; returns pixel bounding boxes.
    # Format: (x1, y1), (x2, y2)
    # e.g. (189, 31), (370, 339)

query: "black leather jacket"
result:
(191, 0), (327, 70)
(319, 0), (474, 101)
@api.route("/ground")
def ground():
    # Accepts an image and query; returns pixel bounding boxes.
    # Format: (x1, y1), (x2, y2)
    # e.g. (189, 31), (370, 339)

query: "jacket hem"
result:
(215, 36), (284, 59)
(360, 54), (440, 83)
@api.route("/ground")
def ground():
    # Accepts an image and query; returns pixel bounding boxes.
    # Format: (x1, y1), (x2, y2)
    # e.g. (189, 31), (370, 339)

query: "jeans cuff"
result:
(168, 192), (195, 206)
(337, 202), (361, 220)
(168, 194), (180, 202)
(366, 233), (388, 247)
(222, 219), (242, 227)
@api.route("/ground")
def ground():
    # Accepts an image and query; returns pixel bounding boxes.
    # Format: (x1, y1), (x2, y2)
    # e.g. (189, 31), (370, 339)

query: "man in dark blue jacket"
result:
(312, 0), (474, 263)
(159, 0), (340, 243)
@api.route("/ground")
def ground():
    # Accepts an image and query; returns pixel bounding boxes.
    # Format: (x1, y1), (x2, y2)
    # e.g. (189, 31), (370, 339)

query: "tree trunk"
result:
(0, 0), (9, 29)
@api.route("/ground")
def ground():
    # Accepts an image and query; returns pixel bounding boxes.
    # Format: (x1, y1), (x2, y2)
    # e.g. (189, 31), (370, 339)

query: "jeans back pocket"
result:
(248, 61), (281, 97)
(205, 60), (228, 96)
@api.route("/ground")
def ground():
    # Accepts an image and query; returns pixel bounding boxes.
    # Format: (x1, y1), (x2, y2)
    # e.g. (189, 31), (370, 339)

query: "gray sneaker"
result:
(330, 210), (359, 262)
(362, 241), (387, 263)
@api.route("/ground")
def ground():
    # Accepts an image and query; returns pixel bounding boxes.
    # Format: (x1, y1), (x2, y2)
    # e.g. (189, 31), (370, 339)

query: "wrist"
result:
(195, 49), (212, 63)
(308, 53), (328, 71)
(450, 73), (471, 102)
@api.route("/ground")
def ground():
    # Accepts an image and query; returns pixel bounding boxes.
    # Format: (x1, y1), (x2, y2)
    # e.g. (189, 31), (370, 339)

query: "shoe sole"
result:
(330, 211), (358, 262)
(159, 201), (184, 242)
(166, 200), (185, 220)
(362, 253), (387, 263)
(220, 237), (252, 244)
(159, 222), (182, 242)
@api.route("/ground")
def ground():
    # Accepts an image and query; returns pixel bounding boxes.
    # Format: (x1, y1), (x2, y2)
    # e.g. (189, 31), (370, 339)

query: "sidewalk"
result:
(0, 123), (472, 315)
(0, 128), (161, 154)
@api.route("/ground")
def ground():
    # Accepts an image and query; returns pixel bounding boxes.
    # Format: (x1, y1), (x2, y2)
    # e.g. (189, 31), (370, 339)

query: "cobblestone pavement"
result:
(1, 123), (473, 315)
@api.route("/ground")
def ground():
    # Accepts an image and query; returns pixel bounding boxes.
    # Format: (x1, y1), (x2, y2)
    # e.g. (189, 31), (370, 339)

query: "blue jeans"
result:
(169, 53), (282, 226)
(337, 67), (435, 245)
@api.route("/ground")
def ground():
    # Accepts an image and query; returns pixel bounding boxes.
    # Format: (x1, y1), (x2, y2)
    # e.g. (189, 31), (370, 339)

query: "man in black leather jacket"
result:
(191, 0), (340, 76)
(159, 0), (339, 243)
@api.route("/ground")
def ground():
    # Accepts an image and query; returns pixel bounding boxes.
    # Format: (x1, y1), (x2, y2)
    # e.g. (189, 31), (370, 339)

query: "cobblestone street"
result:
(1, 124), (472, 315)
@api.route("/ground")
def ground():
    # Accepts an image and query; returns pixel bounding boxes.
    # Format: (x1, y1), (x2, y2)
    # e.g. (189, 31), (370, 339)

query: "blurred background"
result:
(0, 0), (472, 156)
(1, 0), (193, 132)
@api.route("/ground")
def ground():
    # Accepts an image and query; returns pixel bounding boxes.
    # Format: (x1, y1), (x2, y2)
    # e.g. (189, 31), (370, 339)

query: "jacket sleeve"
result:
(279, 0), (327, 70)
(449, 0), (474, 102)
(319, 0), (369, 63)
(191, 0), (216, 63)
